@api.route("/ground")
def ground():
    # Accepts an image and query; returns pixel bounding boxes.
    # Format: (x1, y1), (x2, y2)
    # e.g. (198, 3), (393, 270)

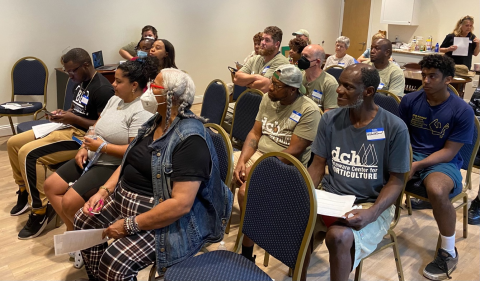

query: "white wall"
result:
(368, 0), (480, 99)
(0, 0), (342, 134)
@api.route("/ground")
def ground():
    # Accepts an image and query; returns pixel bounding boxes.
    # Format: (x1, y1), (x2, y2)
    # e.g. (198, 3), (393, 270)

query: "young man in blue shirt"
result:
(399, 54), (475, 280)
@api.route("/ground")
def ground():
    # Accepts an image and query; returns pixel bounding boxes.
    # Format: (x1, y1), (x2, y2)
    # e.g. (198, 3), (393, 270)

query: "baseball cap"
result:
(273, 64), (306, 94)
(292, 29), (310, 39)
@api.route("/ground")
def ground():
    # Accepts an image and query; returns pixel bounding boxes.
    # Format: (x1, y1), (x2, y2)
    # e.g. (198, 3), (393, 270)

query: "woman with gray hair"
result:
(324, 36), (357, 69)
(73, 68), (233, 280)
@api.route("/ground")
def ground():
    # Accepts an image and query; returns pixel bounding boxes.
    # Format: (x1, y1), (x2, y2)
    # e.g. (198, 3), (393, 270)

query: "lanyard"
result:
(82, 141), (107, 175)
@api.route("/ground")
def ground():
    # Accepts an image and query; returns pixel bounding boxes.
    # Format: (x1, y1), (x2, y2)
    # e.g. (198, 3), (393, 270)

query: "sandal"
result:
(74, 251), (84, 269)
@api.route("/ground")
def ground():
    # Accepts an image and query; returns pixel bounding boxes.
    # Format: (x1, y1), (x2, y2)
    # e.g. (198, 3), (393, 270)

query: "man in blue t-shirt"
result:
(302, 64), (411, 281)
(399, 54), (474, 280)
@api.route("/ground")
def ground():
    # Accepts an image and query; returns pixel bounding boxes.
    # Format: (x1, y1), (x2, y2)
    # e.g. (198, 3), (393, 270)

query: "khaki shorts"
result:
(232, 150), (264, 183)
(314, 203), (395, 269)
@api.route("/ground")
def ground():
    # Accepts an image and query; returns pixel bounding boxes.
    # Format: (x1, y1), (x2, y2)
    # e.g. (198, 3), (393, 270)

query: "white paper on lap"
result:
(54, 229), (108, 256)
(315, 189), (356, 217)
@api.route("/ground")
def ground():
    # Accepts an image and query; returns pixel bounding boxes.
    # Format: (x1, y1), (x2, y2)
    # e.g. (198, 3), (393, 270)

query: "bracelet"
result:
(124, 216), (141, 235)
(102, 143), (108, 154)
(99, 186), (111, 196)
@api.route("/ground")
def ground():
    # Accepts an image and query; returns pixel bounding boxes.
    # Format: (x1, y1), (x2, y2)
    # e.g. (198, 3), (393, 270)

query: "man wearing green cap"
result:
(233, 64), (321, 262)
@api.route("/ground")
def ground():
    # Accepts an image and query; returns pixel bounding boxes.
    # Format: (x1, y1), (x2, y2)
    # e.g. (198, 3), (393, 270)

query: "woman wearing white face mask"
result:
(44, 57), (157, 268)
(74, 68), (233, 280)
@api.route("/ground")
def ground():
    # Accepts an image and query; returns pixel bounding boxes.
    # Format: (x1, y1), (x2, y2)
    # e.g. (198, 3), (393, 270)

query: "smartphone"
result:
(44, 109), (55, 116)
(72, 136), (83, 145)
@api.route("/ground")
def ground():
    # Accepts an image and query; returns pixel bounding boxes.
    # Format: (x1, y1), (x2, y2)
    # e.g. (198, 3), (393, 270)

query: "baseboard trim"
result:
(0, 123), (16, 137)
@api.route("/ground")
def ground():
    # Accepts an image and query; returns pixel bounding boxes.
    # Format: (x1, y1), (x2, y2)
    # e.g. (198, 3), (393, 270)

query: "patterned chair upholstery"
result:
(230, 89), (263, 148)
(374, 90), (401, 117)
(164, 152), (316, 281)
(324, 65), (344, 83)
(200, 79), (229, 125)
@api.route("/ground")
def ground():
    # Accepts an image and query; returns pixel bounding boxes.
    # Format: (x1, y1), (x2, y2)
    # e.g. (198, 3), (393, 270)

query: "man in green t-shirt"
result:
(369, 38), (405, 97)
(235, 26), (290, 93)
(233, 64), (321, 262)
(300, 44), (339, 112)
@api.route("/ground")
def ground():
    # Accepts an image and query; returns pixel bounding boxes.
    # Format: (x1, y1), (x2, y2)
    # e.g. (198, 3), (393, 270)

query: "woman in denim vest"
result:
(74, 68), (233, 280)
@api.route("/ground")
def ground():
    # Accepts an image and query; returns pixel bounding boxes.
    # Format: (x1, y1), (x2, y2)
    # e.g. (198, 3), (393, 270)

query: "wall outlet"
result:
(473, 80), (479, 88)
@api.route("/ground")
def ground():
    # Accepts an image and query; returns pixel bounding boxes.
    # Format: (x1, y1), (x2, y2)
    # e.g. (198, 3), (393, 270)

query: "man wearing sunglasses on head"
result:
(7, 48), (113, 240)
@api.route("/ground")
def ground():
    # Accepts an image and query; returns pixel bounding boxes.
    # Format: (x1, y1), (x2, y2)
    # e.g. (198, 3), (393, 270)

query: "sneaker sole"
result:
(468, 217), (480, 225)
(17, 218), (49, 240)
(423, 264), (457, 280)
(10, 204), (30, 216)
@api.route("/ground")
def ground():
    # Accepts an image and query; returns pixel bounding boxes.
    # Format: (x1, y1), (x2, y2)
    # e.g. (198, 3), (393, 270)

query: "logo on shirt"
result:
(331, 145), (379, 179)
(72, 85), (90, 116)
(411, 114), (449, 138)
(261, 117), (293, 147)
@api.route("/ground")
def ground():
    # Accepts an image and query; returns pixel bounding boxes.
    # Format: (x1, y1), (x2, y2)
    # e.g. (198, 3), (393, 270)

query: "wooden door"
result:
(342, 0), (371, 59)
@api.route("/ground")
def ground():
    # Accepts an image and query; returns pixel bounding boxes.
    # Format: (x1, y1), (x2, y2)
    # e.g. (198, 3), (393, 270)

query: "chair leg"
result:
(8, 116), (16, 135)
(148, 264), (157, 281)
(434, 234), (441, 257)
(354, 260), (363, 281)
(390, 230), (405, 281)
(463, 195), (468, 238)
(405, 194), (412, 215)
(288, 267), (293, 277)
(225, 182), (236, 234)
(263, 251), (269, 267)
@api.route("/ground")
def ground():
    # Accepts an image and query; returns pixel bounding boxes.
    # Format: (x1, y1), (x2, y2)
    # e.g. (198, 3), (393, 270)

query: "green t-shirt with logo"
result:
(369, 61), (405, 97)
(255, 93), (321, 166)
(240, 53), (290, 78)
(302, 71), (339, 111)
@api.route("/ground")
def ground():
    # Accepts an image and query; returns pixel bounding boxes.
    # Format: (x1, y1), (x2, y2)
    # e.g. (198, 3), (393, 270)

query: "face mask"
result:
(137, 50), (148, 58)
(297, 56), (316, 70)
(141, 86), (167, 114)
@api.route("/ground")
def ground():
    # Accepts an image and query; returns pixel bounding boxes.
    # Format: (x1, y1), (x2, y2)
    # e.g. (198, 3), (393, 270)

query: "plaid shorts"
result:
(73, 183), (156, 281)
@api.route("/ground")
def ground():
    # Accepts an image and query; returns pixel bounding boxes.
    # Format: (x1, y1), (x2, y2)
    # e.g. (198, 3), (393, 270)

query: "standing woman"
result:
(44, 58), (158, 239)
(440, 15), (480, 69)
(149, 39), (177, 70)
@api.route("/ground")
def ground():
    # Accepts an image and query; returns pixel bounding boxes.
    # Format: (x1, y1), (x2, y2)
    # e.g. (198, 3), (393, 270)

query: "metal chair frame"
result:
(1, 56), (48, 134)
(204, 123), (234, 187)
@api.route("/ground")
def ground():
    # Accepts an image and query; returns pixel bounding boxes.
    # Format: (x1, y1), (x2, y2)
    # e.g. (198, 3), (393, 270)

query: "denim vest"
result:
(119, 112), (233, 272)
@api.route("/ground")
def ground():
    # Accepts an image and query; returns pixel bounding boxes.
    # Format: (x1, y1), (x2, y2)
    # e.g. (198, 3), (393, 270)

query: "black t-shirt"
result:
(122, 134), (212, 197)
(71, 72), (114, 131)
(440, 33), (477, 69)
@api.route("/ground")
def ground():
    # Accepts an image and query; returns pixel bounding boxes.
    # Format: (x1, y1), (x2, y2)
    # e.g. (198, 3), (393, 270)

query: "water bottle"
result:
(434, 43), (439, 53)
(86, 126), (97, 140)
(217, 241), (227, 251)
(426, 36), (432, 52)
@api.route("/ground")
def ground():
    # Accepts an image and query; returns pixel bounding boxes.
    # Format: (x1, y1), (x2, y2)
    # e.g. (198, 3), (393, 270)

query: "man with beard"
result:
(301, 64), (410, 281)
(300, 44), (339, 112)
(233, 64), (320, 263)
(234, 26), (290, 93)
(369, 38), (405, 97)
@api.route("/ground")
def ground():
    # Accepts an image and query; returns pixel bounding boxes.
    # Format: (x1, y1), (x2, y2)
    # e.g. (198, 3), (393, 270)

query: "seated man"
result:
(399, 54), (474, 280)
(7, 48), (114, 239)
(234, 64), (321, 262)
(300, 44), (339, 112)
(370, 38), (405, 97)
(292, 29), (311, 44)
(304, 64), (410, 281)
(234, 26), (290, 93)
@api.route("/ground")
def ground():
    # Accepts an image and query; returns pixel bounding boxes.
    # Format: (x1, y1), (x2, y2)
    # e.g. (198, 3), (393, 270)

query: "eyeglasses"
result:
(271, 80), (286, 91)
(150, 83), (165, 90)
(63, 65), (81, 75)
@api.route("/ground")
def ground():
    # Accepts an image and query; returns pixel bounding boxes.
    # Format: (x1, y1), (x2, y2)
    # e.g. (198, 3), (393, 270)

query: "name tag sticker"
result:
(312, 89), (323, 100)
(261, 66), (270, 75)
(289, 110), (302, 123)
(338, 62), (345, 66)
(366, 128), (385, 141)
(377, 83), (385, 90)
(81, 95), (89, 105)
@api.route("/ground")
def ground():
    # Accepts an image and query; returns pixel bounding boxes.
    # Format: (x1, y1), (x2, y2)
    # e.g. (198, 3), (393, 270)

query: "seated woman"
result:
(44, 58), (158, 266)
(74, 68), (233, 280)
(324, 36), (356, 69)
(130, 37), (155, 61)
(288, 37), (308, 65)
(149, 39), (177, 69)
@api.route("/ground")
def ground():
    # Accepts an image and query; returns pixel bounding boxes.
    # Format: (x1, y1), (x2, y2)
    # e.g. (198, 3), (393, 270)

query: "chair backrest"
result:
(391, 146), (413, 229)
(63, 78), (76, 111)
(11, 56), (48, 104)
(324, 65), (344, 83)
(458, 117), (480, 190)
(374, 90), (401, 117)
(200, 79), (229, 125)
(204, 123), (234, 187)
(235, 152), (316, 281)
(230, 89), (263, 142)
(417, 84), (459, 96)
(232, 84), (248, 101)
